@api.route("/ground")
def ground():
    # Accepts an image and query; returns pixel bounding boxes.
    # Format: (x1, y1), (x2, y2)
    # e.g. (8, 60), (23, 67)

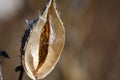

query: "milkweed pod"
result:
(21, 0), (65, 79)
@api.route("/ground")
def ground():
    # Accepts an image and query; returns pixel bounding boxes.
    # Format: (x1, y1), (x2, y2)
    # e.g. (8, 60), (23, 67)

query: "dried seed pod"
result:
(21, 0), (65, 79)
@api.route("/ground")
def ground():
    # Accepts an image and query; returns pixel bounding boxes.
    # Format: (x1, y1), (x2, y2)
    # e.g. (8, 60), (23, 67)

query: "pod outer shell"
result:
(22, 0), (65, 79)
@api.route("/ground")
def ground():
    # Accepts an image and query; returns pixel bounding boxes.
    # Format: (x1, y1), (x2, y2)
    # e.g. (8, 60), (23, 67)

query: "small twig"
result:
(19, 68), (24, 80)
(15, 65), (24, 80)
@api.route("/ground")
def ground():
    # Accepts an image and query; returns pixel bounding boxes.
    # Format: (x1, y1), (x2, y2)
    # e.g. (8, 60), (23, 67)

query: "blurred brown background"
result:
(0, 0), (120, 80)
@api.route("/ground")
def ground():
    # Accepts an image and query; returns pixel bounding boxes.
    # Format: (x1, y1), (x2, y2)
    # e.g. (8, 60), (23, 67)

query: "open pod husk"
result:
(21, 0), (65, 79)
